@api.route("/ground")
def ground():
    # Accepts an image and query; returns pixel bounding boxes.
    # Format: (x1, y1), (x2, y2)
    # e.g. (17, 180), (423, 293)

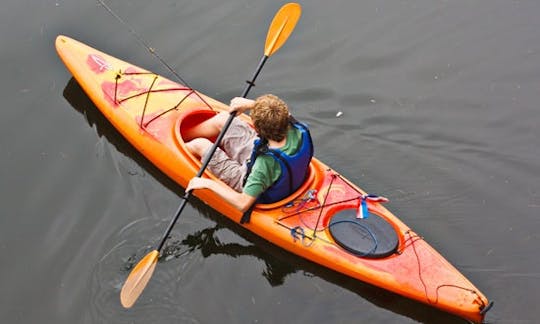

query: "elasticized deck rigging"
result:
(404, 230), (491, 313)
(112, 70), (213, 128)
(278, 172), (397, 258)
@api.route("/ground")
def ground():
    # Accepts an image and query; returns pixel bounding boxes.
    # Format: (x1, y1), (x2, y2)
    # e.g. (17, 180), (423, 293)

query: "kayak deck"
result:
(55, 35), (491, 322)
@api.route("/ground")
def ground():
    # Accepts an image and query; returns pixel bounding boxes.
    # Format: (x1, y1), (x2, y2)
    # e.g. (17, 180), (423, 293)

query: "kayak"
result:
(55, 35), (492, 322)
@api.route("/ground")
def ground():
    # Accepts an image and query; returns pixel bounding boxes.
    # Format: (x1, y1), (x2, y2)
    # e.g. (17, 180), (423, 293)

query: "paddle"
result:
(120, 3), (302, 308)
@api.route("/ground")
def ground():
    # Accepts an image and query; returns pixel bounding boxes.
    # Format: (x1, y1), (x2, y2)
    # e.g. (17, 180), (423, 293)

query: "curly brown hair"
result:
(250, 94), (290, 142)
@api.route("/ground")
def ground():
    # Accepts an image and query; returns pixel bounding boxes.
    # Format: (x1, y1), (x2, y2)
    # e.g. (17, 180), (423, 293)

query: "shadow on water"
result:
(63, 77), (466, 323)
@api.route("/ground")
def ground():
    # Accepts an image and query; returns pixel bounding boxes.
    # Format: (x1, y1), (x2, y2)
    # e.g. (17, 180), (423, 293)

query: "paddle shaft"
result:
(156, 55), (269, 252)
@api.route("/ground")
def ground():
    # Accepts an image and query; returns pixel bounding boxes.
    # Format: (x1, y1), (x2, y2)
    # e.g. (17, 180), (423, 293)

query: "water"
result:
(1, 0), (539, 323)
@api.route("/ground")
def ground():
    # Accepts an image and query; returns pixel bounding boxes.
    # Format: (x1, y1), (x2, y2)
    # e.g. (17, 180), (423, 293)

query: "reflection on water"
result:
(161, 224), (297, 287)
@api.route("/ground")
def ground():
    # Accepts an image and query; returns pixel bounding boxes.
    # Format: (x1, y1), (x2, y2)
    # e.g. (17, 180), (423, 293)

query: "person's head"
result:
(251, 94), (290, 142)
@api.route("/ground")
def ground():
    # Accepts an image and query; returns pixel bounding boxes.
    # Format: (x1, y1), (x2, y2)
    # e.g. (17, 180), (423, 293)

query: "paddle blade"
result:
(120, 250), (159, 308)
(264, 3), (302, 56)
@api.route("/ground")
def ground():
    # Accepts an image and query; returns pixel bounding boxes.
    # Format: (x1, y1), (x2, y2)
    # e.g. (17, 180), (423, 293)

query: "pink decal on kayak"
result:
(101, 79), (144, 107)
(125, 67), (138, 73)
(124, 66), (147, 75)
(158, 78), (179, 87)
(136, 110), (175, 141)
(87, 54), (111, 74)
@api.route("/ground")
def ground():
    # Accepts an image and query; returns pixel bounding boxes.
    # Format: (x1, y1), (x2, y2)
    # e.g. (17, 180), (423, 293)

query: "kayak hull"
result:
(55, 35), (491, 323)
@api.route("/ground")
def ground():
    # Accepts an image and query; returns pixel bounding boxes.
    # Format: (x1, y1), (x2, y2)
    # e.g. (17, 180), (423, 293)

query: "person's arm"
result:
(186, 177), (257, 212)
(229, 97), (255, 115)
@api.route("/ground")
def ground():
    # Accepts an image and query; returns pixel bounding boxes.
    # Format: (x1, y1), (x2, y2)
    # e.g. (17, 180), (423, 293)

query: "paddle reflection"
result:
(161, 224), (296, 286)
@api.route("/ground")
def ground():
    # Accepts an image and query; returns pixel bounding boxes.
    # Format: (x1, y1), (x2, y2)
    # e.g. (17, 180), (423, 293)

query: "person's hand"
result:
(186, 177), (211, 193)
(229, 97), (254, 114)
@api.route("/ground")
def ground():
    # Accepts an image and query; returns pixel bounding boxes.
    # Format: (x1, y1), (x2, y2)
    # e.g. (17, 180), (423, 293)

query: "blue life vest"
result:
(243, 119), (313, 204)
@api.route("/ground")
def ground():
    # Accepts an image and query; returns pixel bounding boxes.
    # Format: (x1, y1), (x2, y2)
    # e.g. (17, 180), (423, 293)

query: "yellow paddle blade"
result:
(120, 250), (159, 308)
(264, 3), (302, 56)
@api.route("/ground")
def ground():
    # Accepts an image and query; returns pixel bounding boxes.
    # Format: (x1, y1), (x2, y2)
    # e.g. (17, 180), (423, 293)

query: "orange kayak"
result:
(55, 35), (492, 322)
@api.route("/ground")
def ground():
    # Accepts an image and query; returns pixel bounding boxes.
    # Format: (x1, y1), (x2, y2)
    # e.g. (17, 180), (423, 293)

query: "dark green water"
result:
(1, 0), (539, 323)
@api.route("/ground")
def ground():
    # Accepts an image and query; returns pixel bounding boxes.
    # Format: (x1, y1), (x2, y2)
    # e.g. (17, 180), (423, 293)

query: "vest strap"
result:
(240, 204), (255, 224)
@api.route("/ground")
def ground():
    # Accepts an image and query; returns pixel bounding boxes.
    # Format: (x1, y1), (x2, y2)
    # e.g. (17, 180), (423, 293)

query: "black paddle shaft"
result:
(156, 55), (269, 252)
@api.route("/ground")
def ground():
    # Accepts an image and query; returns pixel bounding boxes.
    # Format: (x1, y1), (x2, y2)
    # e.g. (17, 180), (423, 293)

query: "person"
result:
(184, 94), (313, 217)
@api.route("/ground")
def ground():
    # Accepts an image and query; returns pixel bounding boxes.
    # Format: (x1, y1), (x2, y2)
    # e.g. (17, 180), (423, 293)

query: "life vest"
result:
(243, 119), (313, 204)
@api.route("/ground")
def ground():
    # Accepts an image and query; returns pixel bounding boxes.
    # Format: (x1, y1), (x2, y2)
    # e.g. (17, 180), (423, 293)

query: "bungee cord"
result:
(139, 74), (158, 128)
(405, 230), (489, 310)
(280, 172), (383, 256)
(111, 70), (201, 128)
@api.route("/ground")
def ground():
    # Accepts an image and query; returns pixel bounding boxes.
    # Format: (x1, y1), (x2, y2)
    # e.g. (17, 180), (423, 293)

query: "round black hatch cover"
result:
(329, 209), (398, 258)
